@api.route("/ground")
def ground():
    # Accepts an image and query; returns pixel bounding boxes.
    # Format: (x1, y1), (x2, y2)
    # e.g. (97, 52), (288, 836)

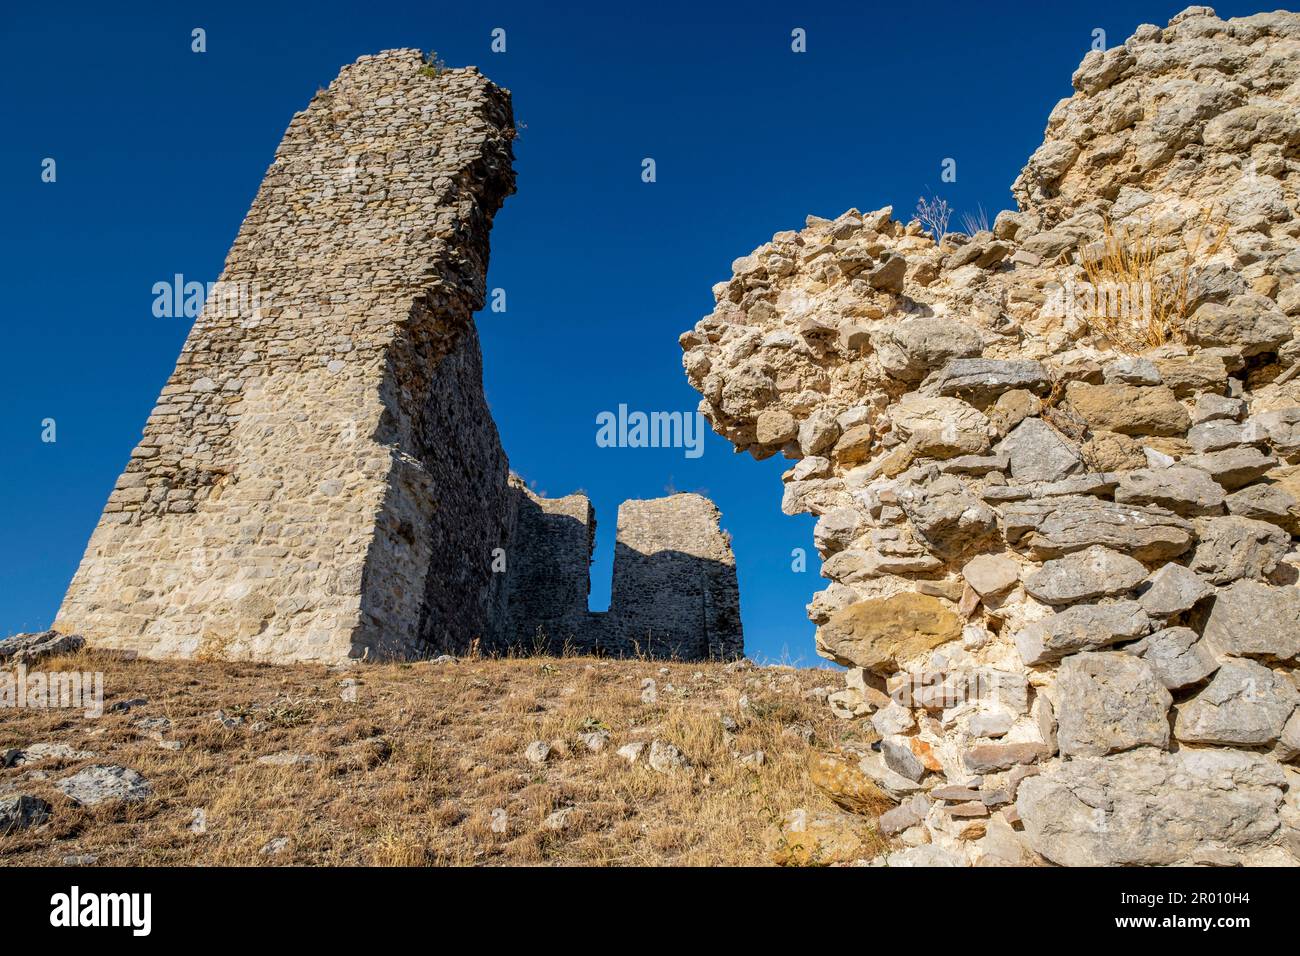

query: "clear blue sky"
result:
(0, 0), (1259, 662)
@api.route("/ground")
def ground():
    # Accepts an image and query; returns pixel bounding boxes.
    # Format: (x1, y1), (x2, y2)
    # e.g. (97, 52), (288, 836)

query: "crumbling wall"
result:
(607, 495), (743, 660)
(501, 488), (745, 660)
(56, 50), (517, 663)
(681, 6), (1300, 865)
(501, 481), (597, 654)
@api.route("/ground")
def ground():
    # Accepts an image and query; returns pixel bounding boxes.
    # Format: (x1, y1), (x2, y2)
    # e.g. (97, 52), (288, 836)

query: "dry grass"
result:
(1077, 209), (1228, 353)
(0, 650), (882, 866)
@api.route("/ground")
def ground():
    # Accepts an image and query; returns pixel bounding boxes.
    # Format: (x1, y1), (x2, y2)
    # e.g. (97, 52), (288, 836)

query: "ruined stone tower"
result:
(55, 50), (743, 664)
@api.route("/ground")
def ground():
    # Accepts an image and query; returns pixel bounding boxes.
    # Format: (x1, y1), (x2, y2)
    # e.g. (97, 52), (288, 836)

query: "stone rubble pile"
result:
(681, 6), (1300, 865)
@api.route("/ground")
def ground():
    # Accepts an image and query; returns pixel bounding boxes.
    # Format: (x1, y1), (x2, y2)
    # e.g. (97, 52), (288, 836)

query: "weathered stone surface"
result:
(961, 553), (1019, 596)
(923, 359), (1051, 403)
(1064, 383), (1190, 437)
(1015, 601), (1151, 665)
(1256, 407), (1300, 462)
(891, 395), (992, 458)
(0, 631), (85, 666)
(1017, 748), (1288, 866)
(1136, 562), (1215, 617)
(1225, 483), (1297, 530)
(857, 751), (928, 801)
(1186, 420), (1266, 454)
(818, 593), (963, 672)
(1001, 496), (1194, 561)
(1203, 579), (1300, 661)
(0, 795), (52, 834)
(996, 418), (1084, 483)
(756, 409), (798, 445)
(648, 739), (689, 774)
(680, 7), (1300, 868)
(1022, 546), (1147, 605)
(895, 477), (998, 558)
(1174, 660), (1298, 746)
(1103, 356), (1161, 386)
(963, 742), (1048, 774)
(1113, 467), (1225, 516)
(769, 808), (875, 866)
(832, 424), (875, 464)
(1180, 447), (1278, 490)
(1125, 626), (1220, 690)
(879, 794), (931, 835)
(1189, 515), (1290, 584)
(1184, 301), (1292, 357)
(1193, 394), (1246, 425)
(56, 765), (153, 807)
(1055, 652), (1171, 756)
(875, 318), (983, 383)
(881, 736), (927, 782)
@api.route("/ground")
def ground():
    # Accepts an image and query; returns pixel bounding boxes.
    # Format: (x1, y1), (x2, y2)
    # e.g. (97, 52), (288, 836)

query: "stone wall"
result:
(501, 487), (744, 660)
(608, 495), (743, 661)
(55, 49), (744, 664)
(57, 50), (516, 663)
(681, 7), (1300, 865)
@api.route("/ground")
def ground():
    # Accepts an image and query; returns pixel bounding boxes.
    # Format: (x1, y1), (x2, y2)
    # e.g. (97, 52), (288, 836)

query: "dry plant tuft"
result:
(960, 204), (990, 235)
(915, 194), (952, 246)
(1076, 208), (1228, 354)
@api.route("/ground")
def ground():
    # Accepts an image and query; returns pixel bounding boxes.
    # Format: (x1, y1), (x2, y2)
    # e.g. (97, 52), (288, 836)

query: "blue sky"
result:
(0, 0), (1261, 662)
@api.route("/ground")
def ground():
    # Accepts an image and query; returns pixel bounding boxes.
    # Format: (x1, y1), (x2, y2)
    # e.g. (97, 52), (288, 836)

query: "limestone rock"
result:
(1014, 601), (1151, 665)
(1136, 562), (1215, 617)
(1125, 627), (1220, 690)
(858, 750), (929, 801)
(1113, 467), (1225, 516)
(0, 795), (52, 834)
(1055, 652), (1171, 756)
(895, 477), (998, 558)
(881, 736), (927, 782)
(1225, 483), (1297, 530)
(1001, 496), (1194, 562)
(524, 741), (552, 766)
(1180, 447), (1278, 490)
(0, 631), (84, 666)
(1017, 748), (1287, 866)
(1064, 383), (1190, 437)
(1256, 407), (1300, 462)
(1184, 301), (1292, 357)
(56, 765), (153, 807)
(879, 794), (930, 835)
(1022, 546), (1147, 604)
(769, 808), (875, 866)
(891, 395), (992, 458)
(1202, 579), (1300, 661)
(961, 553), (1019, 596)
(963, 742), (1048, 774)
(1189, 515), (1290, 584)
(1174, 660), (1298, 746)
(647, 739), (689, 774)
(875, 318), (983, 383)
(818, 592), (963, 672)
(996, 418), (1084, 483)
(756, 409), (798, 445)
(922, 359), (1051, 403)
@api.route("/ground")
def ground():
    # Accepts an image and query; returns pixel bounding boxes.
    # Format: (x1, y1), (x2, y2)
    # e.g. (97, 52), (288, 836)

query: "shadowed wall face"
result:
(502, 489), (744, 660)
